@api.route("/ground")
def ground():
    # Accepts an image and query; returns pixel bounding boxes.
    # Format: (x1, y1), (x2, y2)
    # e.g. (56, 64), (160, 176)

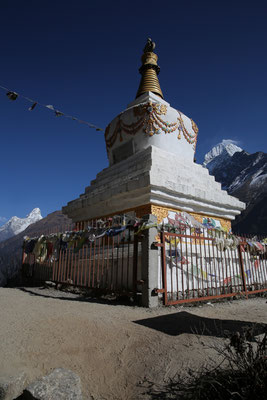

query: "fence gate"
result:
(160, 229), (267, 306)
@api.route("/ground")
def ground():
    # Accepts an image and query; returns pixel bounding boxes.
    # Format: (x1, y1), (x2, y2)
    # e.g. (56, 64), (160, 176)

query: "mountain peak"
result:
(203, 140), (243, 170)
(0, 208), (43, 243)
(27, 208), (42, 218)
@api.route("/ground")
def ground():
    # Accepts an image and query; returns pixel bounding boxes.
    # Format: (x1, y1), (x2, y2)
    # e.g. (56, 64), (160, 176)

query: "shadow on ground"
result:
(12, 286), (137, 307)
(134, 311), (267, 338)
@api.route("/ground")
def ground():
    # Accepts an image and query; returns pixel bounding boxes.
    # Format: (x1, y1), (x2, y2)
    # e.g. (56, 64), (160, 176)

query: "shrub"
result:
(146, 328), (267, 400)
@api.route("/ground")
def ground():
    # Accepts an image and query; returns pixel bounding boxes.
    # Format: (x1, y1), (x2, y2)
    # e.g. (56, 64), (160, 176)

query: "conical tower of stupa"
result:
(136, 38), (163, 99)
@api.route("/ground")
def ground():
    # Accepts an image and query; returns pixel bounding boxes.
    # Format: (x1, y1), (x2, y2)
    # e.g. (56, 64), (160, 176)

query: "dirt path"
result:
(0, 287), (266, 399)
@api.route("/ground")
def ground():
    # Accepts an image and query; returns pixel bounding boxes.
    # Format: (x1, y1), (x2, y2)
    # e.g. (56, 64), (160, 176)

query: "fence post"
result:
(238, 243), (248, 299)
(141, 214), (159, 308)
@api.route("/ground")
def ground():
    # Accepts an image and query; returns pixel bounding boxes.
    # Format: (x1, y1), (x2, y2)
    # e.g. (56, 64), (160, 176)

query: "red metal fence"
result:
(158, 228), (267, 305)
(23, 227), (142, 295)
(22, 222), (267, 306)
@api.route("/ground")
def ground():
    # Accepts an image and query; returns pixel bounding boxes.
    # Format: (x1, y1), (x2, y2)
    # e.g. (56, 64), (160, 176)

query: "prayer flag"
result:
(55, 110), (64, 117)
(223, 277), (231, 285)
(6, 91), (18, 101)
(46, 104), (55, 110)
(245, 270), (251, 278)
(28, 102), (37, 111)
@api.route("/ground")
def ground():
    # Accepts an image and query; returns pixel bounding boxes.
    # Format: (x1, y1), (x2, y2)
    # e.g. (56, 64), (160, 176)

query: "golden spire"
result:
(136, 38), (164, 99)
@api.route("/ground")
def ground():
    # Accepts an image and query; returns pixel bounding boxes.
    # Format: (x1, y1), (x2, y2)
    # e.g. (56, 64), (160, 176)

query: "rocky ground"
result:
(0, 287), (266, 399)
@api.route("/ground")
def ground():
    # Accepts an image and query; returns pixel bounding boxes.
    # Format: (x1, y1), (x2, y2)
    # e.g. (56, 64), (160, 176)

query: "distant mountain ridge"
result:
(0, 210), (73, 286)
(0, 208), (43, 243)
(203, 140), (267, 234)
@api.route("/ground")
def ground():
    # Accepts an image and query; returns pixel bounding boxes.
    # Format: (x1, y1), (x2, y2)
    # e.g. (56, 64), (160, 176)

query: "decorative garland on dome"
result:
(105, 102), (198, 151)
(177, 112), (198, 149)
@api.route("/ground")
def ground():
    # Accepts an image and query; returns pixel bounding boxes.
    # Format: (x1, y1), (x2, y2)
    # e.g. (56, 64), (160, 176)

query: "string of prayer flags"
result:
(0, 84), (104, 132)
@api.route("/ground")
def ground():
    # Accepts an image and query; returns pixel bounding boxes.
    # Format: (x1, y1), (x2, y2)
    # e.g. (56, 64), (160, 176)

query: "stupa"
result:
(62, 39), (245, 230)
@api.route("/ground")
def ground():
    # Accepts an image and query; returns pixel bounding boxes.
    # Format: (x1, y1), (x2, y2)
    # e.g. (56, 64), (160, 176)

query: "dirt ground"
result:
(0, 287), (266, 400)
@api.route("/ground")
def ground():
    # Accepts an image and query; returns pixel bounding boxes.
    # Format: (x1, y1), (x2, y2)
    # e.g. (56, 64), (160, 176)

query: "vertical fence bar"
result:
(190, 227), (195, 297)
(63, 248), (67, 282)
(175, 235), (179, 300)
(111, 237), (114, 290)
(126, 230), (131, 291)
(263, 248), (267, 282)
(70, 245), (74, 284)
(169, 235), (173, 301)
(248, 249), (257, 290)
(52, 252), (56, 281)
(185, 229), (189, 299)
(58, 249), (62, 283)
(215, 238), (222, 294)
(194, 233), (200, 297)
(121, 230), (124, 289)
(88, 242), (92, 287)
(260, 249), (266, 284)
(73, 245), (77, 286)
(208, 235), (215, 296)
(162, 232), (168, 305)
(243, 244), (251, 290)
(84, 245), (88, 286)
(222, 235), (227, 291)
(76, 249), (80, 286)
(203, 233), (208, 296)
(92, 240), (96, 288)
(106, 237), (110, 290)
(198, 234), (204, 295)
(133, 232), (138, 294)
(229, 246), (236, 292)
(116, 234), (119, 290)
(259, 247), (263, 285)
(180, 233), (185, 300)
(66, 247), (71, 282)
(101, 237), (105, 288)
(97, 238), (100, 287)
(238, 244), (248, 298)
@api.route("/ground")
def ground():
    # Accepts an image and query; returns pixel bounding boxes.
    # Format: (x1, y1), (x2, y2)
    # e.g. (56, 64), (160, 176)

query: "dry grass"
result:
(145, 327), (267, 400)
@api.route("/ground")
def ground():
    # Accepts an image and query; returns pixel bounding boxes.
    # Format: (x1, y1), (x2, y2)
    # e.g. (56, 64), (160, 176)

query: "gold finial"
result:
(136, 38), (164, 99)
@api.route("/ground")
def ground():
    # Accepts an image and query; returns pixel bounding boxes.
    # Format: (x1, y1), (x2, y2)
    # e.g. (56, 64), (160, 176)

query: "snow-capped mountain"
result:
(203, 141), (267, 234)
(0, 208), (42, 243)
(203, 139), (243, 175)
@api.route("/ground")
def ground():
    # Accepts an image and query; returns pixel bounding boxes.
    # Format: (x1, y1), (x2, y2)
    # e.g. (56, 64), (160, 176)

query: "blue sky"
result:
(0, 0), (266, 224)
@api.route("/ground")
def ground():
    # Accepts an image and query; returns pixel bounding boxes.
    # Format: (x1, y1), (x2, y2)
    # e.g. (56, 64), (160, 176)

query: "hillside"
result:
(203, 141), (267, 235)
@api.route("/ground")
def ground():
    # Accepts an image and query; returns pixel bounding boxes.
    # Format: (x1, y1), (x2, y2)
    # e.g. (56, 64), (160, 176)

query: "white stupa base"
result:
(62, 146), (245, 222)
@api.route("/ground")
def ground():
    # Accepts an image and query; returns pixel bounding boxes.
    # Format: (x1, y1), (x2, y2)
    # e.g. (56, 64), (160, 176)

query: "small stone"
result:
(44, 281), (56, 288)
(23, 368), (83, 400)
(0, 372), (27, 400)
(206, 302), (214, 307)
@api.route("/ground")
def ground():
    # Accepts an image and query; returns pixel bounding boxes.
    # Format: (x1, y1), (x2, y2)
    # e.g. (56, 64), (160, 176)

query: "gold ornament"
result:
(105, 102), (198, 151)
